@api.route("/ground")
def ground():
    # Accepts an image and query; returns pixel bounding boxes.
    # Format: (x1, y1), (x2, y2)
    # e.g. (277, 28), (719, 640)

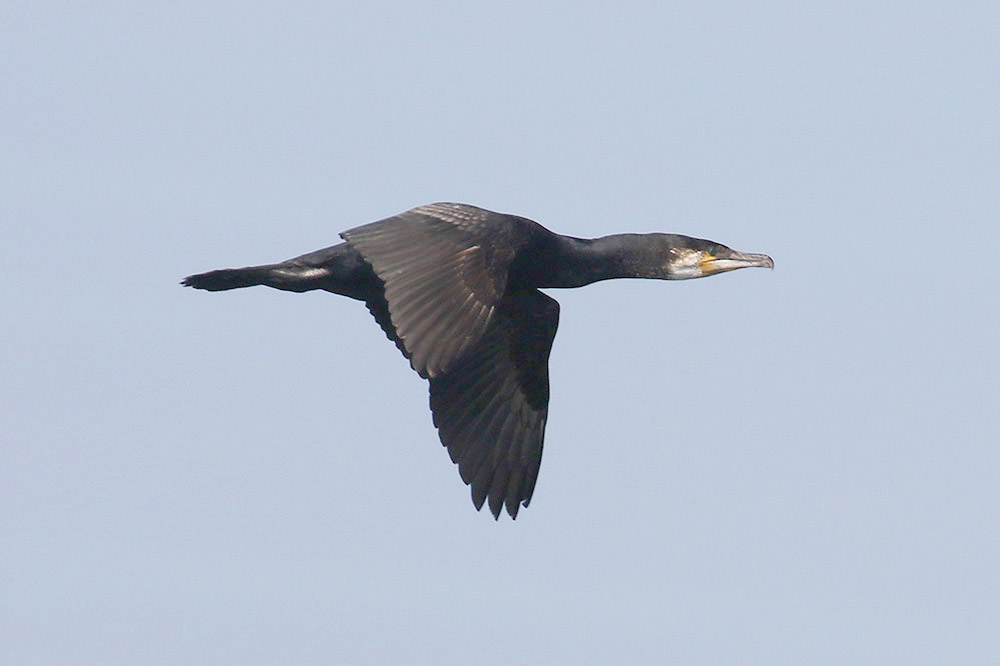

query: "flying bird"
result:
(182, 203), (773, 519)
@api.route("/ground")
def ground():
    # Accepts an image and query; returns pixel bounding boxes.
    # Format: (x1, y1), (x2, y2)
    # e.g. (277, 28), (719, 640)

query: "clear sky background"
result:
(3, 2), (998, 664)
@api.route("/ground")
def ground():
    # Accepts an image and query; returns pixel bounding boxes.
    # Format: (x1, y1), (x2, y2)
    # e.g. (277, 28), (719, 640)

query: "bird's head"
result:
(660, 235), (774, 280)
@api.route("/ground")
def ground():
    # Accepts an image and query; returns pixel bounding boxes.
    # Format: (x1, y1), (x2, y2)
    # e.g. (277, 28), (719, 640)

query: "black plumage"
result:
(182, 202), (773, 518)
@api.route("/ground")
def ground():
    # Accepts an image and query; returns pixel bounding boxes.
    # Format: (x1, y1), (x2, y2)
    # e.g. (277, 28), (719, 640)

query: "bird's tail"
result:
(181, 265), (280, 291)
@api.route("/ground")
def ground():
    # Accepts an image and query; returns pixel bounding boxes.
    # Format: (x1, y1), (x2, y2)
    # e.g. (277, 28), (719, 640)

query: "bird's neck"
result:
(541, 234), (666, 288)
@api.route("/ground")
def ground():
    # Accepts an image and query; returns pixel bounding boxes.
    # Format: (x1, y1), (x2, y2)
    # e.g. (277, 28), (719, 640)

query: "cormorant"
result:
(182, 203), (773, 519)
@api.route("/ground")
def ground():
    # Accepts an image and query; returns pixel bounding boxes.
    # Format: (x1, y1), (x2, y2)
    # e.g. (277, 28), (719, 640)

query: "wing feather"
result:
(429, 290), (560, 518)
(342, 203), (517, 378)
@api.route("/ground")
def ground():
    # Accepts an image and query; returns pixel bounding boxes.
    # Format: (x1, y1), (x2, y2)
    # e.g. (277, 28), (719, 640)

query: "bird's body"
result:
(183, 203), (773, 518)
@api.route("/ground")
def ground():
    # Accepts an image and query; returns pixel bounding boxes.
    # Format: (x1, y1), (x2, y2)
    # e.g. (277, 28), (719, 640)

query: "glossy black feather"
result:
(429, 290), (558, 518)
(342, 204), (521, 378)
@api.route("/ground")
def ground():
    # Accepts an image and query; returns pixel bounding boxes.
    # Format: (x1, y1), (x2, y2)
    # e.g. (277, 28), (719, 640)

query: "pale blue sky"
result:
(3, 2), (999, 664)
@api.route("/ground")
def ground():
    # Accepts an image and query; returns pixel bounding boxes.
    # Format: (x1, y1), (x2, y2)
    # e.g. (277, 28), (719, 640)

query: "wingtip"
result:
(505, 501), (520, 520)
(471, 484), (508, 520)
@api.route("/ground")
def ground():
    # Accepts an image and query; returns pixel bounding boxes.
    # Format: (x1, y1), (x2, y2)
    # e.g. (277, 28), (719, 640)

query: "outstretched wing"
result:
(429, 290), (560, 519)
(342, 203), (518, 379)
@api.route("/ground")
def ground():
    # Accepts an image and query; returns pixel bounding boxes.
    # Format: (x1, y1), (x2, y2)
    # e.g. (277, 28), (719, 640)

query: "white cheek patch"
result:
(668, 264), (705, 280)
